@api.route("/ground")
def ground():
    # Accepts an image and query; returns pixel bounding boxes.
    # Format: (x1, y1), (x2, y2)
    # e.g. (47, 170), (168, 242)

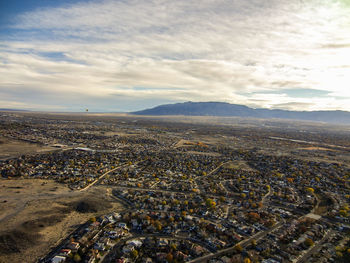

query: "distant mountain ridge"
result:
(0, 108), (29, 112)
(132, 101), (350, 124)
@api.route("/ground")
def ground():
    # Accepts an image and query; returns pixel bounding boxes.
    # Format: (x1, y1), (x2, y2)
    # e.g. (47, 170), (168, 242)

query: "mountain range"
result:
(132, 102), (350, 124)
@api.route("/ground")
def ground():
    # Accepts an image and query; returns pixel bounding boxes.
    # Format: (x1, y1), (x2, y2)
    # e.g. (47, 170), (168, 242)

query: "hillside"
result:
(132, 102), (350, 124)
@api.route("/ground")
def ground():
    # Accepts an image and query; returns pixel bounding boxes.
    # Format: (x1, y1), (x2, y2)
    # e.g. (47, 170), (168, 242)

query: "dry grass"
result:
(298, 146), (335, 151)
(0, 137), (56, 160)
(174, 139), (193, 148)
(0, 179), (123, 263)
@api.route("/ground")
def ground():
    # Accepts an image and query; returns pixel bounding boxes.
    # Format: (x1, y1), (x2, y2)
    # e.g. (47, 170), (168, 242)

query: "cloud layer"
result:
(1, 0), (350, 111)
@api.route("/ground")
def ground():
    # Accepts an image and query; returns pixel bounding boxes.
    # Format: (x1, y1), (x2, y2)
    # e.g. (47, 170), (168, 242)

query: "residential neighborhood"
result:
(1, 112), (350, 263)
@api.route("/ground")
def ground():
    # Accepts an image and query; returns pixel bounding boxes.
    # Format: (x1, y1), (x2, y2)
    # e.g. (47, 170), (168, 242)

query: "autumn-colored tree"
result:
(166, 253), (173, 262)
(73, 253), (81, 262)
(306, 187), (314, 194)
(234, 244), (243, 253)
(339, 209), (348, 217)
(304, 238), (314, 247)
(251, 239), (257, 247)
(155, 220), (162, 231)
(264, 219), (276, 227)
(206, 198), (216, 209)
(131, 249), (139, 259)
(336, 251), (343, 258)
(248, 212), (260, 222)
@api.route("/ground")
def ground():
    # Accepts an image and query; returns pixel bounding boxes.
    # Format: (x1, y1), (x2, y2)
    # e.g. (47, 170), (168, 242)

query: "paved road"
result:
(261, 186), (272, 206)
(311, 192), (321, 214)
(79, 163), (132, 192)
(194, 161), (228, 183)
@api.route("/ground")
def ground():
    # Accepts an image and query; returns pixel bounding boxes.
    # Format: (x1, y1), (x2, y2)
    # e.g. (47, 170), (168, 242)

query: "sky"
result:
(0, 0), (350, 112)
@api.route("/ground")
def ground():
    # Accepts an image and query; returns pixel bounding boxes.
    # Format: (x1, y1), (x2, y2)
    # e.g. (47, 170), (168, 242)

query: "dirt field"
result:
(174, 139), (194, 148)
(0, 179), (123, 263)
(174, 137), (220, 148)
(222, 160), (256, 171)
(298, 146), (335, 151)
(313, 192), (333, 216)
(0, 137), (55, 160)
(186, 151), (221, 157)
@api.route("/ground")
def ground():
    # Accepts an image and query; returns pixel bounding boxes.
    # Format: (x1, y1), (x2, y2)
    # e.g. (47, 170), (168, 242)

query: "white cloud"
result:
(0, 99), (68, 111)
(0, 0), (350, 111)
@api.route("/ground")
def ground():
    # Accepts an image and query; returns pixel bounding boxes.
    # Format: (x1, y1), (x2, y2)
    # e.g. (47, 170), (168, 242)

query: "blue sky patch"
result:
(282, 88), (330, 98)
